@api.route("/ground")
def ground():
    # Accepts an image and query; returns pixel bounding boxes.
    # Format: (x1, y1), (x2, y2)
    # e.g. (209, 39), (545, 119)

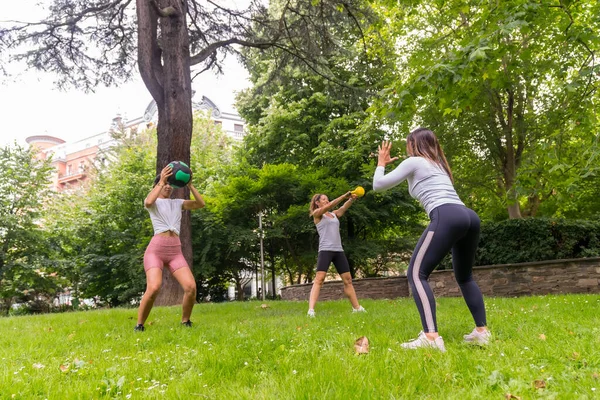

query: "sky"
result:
(0, 1), (251, 147)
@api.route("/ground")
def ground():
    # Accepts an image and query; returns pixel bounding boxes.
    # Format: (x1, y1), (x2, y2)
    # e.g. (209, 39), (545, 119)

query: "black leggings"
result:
(407, 204), (486, 333)
(316, 251), (350, 274)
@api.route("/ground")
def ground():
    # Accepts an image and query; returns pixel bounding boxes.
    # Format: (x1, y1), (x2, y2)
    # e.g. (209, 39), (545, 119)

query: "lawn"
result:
(1, 295), (599, 399)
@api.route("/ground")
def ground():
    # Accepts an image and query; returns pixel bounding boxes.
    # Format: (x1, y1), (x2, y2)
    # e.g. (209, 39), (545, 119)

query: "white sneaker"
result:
(307, 309), (315, 318)
(401, 331), (446, 352)
(352, 306), (366, 313)
(463, 328), (491, 345)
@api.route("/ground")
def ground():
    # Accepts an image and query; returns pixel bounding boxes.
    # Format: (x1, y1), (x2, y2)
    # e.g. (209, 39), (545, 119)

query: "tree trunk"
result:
(524, 193), (541, 217)
(503, 90), (522, 219)
(137, 0), (194, 306)
(235, 281), (245, 301)
(269, 243), (276, 299)
(347, 216), (356, 278)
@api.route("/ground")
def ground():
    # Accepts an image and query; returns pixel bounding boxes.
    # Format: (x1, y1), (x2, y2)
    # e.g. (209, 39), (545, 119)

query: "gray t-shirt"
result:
(372, 156), (464, 216)
(316, 213), (344, 252)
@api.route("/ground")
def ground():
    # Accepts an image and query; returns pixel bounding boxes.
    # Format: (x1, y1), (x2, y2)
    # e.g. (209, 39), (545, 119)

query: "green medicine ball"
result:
(167, 161), (192, 188)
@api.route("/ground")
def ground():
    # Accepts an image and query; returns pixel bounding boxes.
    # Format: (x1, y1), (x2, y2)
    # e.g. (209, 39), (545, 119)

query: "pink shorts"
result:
(143, 236), (189, 273)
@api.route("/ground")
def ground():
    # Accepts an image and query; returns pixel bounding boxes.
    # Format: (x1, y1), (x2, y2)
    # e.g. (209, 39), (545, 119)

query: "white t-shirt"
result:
(145, 198), (185, 235)
(373, 156), (464, 216)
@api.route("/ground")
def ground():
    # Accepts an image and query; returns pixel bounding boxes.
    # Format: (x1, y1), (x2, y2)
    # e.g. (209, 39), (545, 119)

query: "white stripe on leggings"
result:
(412, 231), (436, 332)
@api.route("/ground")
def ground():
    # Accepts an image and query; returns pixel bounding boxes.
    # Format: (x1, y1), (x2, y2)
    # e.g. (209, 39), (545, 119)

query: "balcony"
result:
(58, 171), (86, 184)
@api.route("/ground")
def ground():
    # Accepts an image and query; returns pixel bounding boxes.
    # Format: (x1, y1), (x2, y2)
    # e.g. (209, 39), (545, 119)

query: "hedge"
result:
(438, 218), (600, 268)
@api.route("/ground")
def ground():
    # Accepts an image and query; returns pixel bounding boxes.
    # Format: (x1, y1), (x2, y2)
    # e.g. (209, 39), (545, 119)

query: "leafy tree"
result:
(196, 158), (422, 292)
(374, 0), (600, 219)
(1, 0), (382, 304)
(0, 143), (59, 313)
(43, 113), (233, 306)
(234, 11), (423, 282)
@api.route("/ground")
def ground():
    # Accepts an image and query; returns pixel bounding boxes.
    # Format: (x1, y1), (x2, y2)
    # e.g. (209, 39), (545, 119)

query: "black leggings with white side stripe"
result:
(407, 204), (487, 333)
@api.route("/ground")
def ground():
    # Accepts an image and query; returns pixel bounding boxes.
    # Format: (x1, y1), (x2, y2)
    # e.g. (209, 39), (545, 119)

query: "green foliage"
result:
(67, 131), (156, 306)
(475, 218), (600, 266)
(233, 13), (422, 283)
(372, 0), (600, 219)
(0, 143), (61, 313)
(41, 113), (234, 307)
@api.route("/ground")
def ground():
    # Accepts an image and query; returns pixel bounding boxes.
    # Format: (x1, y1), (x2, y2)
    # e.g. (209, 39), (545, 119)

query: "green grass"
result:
(1, 295), (599, 399)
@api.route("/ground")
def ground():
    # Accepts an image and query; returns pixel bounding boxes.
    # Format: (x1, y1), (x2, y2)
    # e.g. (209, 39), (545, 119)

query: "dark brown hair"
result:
(406, 128), (454, 182)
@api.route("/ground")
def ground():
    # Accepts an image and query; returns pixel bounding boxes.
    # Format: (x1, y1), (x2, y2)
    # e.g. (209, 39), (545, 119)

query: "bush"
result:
(476, 218), (600, 266)
(436, 218), (600, 269)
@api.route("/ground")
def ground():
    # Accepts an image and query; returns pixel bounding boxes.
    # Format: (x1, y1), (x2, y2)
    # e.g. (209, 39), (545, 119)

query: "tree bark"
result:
(138, 0), (194, 306)
(269, 243), (276, 299)
(501, 90), (522, 219)
(235, 281), (245, 301)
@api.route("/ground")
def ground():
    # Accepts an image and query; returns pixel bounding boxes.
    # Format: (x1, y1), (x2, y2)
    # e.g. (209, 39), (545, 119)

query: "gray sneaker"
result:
(307, 309), (315, 318)
(352, 306), (366, 313)
(463, 328), (491, 345)
(401, 331), (446, 352)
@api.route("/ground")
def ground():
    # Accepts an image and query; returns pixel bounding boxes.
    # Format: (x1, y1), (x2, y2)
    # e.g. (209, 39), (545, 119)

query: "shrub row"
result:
(476, 218), (600, 266)
(437, 218), (600, 269)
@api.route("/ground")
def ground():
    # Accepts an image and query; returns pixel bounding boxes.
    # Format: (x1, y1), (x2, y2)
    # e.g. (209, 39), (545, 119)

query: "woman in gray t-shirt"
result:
(306, 191), (366, 317)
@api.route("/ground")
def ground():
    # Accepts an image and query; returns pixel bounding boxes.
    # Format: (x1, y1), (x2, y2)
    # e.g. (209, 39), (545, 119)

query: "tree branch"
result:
(149, 0), (180, 18)
(190, 38), (276, 66)
(137, 0), (164, 104)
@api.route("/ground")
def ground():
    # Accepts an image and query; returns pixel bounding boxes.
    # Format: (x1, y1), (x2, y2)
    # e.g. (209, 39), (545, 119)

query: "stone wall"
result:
(280, 257), (600, 301)
(280, 276), (409, 301)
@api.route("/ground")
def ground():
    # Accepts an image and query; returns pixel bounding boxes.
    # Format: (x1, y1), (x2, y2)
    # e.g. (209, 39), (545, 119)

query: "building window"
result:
(214, 121), (222, 126)
(78, 161), (85, 173)
(234, 124), (244, 133)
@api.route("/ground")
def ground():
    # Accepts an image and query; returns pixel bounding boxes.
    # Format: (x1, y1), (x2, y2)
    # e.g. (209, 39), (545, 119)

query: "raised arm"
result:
(144, 165), (172, 208)
(333, 195), (356, 218)
(372, 141), (415, 192)
(312, 192), (351, 218)
(183, 183), (205, 210)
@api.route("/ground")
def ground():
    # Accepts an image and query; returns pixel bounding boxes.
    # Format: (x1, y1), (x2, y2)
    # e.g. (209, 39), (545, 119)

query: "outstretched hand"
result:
(377, 141), (399, 167)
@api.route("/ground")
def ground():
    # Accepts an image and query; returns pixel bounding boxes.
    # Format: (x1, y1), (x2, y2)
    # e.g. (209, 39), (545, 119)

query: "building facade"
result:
(27, 96), (246, 192)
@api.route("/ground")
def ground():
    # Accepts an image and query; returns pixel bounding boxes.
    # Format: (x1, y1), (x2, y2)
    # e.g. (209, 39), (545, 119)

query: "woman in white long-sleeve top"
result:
(372, 128), (490, 352)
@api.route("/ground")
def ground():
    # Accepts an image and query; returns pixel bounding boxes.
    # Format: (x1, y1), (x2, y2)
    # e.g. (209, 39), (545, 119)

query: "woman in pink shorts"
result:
(135, 164), (205, 331)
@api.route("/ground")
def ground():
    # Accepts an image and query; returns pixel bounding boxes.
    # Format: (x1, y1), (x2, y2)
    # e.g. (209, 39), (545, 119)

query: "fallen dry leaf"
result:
(571, 352), (580, 360)
(354, 336), (369, 354)
(59, 364), (70, 372)
(505, 394), (521, 400)
(534, 380), (546, 389)
(260, 303), (269, 309)
(592, 372), (599, 379)
(538, 334), (546, 340)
